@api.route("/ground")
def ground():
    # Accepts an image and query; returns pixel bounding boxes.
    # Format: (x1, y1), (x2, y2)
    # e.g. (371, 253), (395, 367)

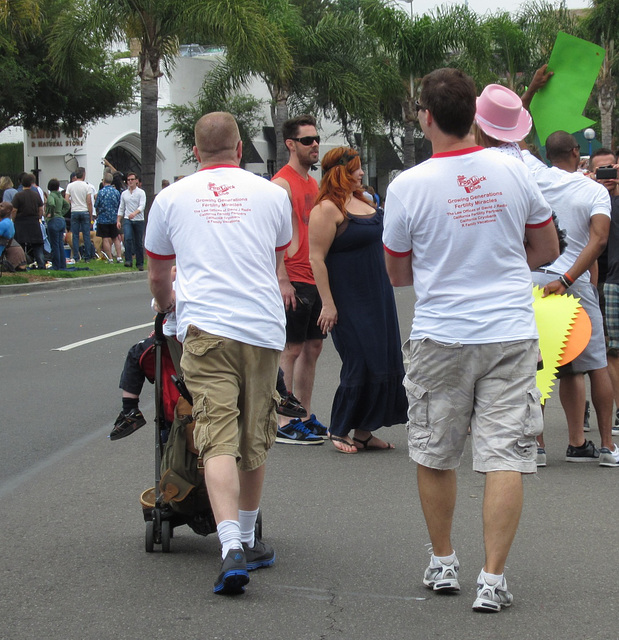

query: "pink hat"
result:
(475, 84), (532, 143)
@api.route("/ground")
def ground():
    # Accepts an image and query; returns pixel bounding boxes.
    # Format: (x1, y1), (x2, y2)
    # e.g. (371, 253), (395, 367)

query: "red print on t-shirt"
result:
(457, 174), (487, 194)
(208, 182), (235, 197)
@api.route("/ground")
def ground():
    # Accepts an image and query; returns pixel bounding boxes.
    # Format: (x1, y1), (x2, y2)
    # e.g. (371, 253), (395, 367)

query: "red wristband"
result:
(563, 272), (574, 285)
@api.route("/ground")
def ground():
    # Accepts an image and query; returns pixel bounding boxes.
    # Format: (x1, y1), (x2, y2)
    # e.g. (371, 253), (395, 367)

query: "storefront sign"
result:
(26, 129), (88, 156)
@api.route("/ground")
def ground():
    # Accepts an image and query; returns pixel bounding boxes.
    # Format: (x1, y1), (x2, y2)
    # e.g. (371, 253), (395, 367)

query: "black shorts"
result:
(96, 223), (119, 239)
(286, 281), (327, 343)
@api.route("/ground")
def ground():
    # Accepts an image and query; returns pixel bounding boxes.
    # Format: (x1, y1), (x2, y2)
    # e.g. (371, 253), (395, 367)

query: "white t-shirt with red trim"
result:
(522, 150), (611, 284)
(383, 146), (553, 344)
(144, 165), (292, 349)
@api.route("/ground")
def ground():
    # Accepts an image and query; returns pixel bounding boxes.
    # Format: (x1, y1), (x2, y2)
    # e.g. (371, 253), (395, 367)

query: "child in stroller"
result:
(110, 294), (305, 440)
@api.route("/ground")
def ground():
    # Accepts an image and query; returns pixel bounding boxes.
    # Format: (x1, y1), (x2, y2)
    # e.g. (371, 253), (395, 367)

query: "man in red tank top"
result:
(271, 115), (328, 445)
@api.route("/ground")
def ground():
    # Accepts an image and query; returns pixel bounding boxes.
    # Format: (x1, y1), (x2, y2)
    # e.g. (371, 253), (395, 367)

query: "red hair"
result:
(316, 147), (370, 217)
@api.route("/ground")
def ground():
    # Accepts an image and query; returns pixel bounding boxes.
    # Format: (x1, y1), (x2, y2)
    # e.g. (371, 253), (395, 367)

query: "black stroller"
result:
(139, 313), (261, 552)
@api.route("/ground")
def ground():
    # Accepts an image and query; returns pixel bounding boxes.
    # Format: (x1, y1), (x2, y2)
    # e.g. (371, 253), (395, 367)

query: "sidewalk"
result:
(0, 269), (148, 296)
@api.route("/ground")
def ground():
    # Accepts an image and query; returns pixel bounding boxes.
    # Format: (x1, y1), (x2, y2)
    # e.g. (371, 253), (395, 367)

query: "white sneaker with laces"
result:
(472, 571), (513, 612)
(423, 554), (460, 592)
(599, 444), (619, 467)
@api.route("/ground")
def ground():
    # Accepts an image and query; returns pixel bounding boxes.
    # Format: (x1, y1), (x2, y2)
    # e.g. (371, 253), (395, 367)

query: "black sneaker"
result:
(276, 392), (307, 418)
(276, 420), (323, 445)
(213, 548), (249, 595)
(565, 439), (600, 462)
(303, 413), (329, 439)
(109, 409), (146, 441)
(243, 538), (275, 571)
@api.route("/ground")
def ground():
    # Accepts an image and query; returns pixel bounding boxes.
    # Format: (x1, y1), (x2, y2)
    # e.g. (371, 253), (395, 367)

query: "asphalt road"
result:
(1, 278), (618, 639)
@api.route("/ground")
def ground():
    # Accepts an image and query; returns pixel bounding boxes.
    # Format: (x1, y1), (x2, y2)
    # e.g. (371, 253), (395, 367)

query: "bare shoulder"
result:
(310, 200), (344, 224)
(271, 176), (292, 199)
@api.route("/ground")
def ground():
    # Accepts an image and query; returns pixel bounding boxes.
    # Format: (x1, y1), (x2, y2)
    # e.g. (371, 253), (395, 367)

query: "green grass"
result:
(0, 256), (147, 286)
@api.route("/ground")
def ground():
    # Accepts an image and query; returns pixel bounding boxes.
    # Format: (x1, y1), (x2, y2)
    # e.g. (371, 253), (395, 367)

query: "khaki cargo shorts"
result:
(181, 325), (280, 471)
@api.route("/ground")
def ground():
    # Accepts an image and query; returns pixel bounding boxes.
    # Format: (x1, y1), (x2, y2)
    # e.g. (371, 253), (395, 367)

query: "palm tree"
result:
(199, 0), (405, 171)
(49, 0), (291, 215)
(477, 2), (577, 95)
(360, 0), (490, 168)
(582, 0), (619, 148)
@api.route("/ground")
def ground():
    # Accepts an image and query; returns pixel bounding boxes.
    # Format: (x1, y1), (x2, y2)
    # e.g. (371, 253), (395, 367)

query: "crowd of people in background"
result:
(0, 166), (172, 273)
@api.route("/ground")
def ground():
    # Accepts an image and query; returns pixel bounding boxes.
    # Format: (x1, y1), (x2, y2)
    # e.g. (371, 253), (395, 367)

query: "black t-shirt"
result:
(604, 195), (619, 284)
(12, 188), (42, 219)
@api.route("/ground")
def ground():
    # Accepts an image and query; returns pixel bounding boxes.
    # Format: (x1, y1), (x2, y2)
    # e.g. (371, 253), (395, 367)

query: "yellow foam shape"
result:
(532, 286), (581, 404)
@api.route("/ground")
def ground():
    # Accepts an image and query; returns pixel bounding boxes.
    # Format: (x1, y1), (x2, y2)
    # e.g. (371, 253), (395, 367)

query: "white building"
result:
(24, 51), (402, 196)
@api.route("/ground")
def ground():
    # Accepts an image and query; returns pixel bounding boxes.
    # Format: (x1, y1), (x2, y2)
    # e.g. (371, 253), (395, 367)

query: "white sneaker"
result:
(536, 447), (547, 467)
(472, 571), (513, 612)
(423, 554), (460, 592)
(599, 444), (619, 468)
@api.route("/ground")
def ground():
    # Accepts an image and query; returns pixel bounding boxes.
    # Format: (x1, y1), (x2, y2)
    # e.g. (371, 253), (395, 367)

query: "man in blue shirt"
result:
(95, 173), (122, 262)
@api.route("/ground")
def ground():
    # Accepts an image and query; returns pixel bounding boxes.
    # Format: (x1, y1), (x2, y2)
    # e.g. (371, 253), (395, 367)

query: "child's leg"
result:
(110, 336), (155, 441)
(276, 367), (288, 396)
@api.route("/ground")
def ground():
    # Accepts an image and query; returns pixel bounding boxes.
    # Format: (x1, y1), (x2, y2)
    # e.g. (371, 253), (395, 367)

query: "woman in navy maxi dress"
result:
(309, 147), (407, 453)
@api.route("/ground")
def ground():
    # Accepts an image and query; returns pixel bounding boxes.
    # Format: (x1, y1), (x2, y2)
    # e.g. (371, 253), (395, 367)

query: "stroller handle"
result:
(154, 312), (167, 342)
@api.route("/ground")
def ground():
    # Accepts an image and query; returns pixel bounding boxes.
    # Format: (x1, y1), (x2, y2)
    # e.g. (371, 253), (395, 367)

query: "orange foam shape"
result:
(558, 306), (591, 365)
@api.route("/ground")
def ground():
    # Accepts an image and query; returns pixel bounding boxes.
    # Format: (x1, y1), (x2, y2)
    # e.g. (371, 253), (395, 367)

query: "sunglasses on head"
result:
(288, 135), (320, 146)
(415, 100), (427, 113)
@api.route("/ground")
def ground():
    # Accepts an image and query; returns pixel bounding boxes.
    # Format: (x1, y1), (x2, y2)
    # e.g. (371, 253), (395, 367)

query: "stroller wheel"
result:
(145, 520), (155, 553)
(161, 520), (171, 553)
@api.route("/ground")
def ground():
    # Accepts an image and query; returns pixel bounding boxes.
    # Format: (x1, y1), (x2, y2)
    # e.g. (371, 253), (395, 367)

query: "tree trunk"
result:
(140, 74), (158, 220)
(402, 95), (417, 169)
(597, 75), (616, 150)
(271, 86), (290, 173)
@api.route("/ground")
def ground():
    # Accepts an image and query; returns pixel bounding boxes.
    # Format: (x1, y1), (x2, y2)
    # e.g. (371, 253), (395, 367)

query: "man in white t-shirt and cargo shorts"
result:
(145, 112), (292, 597)
(383, 68), (559, 613)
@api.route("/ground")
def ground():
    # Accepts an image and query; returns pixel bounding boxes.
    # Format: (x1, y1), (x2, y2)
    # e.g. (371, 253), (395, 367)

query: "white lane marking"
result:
(51, 322), (154, 351)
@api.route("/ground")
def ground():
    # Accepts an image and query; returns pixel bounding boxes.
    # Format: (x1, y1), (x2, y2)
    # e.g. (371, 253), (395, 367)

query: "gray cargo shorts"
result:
(403, 337), (541, 474)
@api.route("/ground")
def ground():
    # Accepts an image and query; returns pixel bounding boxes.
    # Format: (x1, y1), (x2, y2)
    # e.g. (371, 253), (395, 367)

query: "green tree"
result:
(50, 0), (291, 214)
(360, 0), (490, 168)
(582, 0), (619, 148)
(166, 94), (266, 166)
(199, 0), (405, 171)
(473, 2), (577, 95)
(0, 0), (134, 133)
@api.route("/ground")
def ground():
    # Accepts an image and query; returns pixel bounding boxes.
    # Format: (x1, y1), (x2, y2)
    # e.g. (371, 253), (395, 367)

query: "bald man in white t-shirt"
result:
(145, 112), (292, 597)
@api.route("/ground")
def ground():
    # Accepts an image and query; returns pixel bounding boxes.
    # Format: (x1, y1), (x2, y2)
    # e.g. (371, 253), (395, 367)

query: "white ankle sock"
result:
(480, 569), (504, 585)
(433, 551), (456, 565)
(238, 508), (259, 548)
(217, 520), (242, 559)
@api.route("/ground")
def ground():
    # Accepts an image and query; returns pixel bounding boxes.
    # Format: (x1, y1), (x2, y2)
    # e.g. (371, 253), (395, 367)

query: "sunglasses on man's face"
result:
(288, 136), (320, 146)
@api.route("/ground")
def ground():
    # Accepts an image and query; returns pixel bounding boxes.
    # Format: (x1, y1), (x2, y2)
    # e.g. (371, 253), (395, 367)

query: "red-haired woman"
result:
(309, 148), (407, 453)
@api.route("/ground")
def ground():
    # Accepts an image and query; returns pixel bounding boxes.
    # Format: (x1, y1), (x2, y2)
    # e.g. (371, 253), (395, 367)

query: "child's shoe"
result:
(109, 408), (146, 441)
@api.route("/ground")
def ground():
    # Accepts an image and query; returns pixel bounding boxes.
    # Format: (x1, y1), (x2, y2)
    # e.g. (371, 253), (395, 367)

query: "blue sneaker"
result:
(302, 413), (329, 439)
(213, 548), (249, 595)
(276, 419), (323, 445)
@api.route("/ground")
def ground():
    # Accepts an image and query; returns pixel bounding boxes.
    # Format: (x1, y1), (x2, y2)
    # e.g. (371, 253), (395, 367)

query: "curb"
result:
(0, 270), (148, 296)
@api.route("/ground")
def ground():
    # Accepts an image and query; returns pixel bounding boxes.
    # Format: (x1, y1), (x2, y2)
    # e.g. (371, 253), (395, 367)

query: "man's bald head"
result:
(193, 112), (241, 165)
